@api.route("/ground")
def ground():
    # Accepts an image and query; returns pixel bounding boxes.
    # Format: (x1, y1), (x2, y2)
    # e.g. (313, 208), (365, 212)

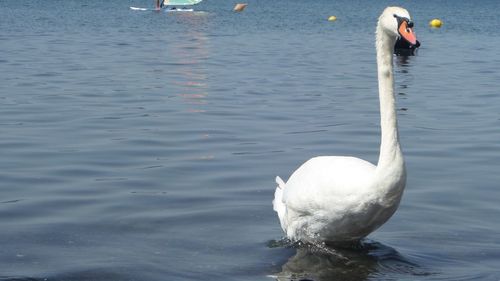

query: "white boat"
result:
(161, 0), (202, 10)
(130, 0), (202, 12)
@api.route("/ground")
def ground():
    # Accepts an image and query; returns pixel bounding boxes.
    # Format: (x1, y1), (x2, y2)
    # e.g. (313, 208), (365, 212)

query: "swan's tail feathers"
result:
(273, 176), (287, 232)
(275, 176), (286, 190)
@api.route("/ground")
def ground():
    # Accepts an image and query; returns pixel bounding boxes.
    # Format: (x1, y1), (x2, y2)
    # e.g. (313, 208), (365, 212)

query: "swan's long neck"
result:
(375, 25), (403, 171)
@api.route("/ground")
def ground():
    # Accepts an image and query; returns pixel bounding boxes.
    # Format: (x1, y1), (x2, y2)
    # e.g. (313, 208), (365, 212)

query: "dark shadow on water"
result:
(395, 53), (415, 70)
(268, 238), (431, 281)
(394, 51), (415, 114)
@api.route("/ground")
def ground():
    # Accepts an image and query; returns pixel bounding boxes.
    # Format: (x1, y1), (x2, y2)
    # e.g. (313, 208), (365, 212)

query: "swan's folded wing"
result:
(283, 156), (376, 213)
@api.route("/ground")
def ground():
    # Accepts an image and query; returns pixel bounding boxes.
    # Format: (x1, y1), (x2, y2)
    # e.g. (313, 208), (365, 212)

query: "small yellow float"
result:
(328, 16), (337, 22)
(429, 18), (443, 28)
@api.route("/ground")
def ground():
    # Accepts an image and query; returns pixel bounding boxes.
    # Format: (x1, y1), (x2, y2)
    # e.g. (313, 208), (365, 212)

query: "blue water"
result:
(1, 0), (500, 280)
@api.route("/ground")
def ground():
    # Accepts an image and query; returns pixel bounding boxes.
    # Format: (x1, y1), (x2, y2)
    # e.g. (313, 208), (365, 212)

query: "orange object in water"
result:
(234, 3), (247, 12)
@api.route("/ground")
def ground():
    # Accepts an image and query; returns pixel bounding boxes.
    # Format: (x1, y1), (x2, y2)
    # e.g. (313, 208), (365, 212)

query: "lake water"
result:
(1, 0), (500, 280)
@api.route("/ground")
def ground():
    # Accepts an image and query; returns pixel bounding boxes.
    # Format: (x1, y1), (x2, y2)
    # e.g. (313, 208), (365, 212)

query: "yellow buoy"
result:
(233, 3), (247, 12)
(328, 16), (337, 22)
(429, 18), (443, 28)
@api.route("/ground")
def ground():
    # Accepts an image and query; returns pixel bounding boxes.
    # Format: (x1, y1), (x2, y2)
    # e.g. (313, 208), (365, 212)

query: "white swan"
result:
(273, 7), (418, 244)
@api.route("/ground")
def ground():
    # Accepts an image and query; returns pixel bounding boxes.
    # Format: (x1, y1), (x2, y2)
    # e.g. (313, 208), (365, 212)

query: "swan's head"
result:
(378, 7), (417, 46)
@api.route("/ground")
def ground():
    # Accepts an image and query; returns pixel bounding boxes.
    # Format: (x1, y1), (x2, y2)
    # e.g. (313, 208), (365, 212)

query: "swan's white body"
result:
(273, 7), (413, 244)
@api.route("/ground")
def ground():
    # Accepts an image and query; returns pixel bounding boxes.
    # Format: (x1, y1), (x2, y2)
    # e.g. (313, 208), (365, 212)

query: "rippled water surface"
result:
(1, 0), (500, 280)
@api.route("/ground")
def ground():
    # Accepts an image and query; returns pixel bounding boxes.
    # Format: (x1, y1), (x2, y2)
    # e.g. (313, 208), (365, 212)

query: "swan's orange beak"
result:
(398, 21), (417, 46)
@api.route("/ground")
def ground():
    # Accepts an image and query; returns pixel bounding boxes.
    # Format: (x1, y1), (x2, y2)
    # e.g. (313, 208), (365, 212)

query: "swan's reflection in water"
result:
(271, 239), (428, 281)
(395, 53), (415, 114)
(396, 54), (413, 68)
